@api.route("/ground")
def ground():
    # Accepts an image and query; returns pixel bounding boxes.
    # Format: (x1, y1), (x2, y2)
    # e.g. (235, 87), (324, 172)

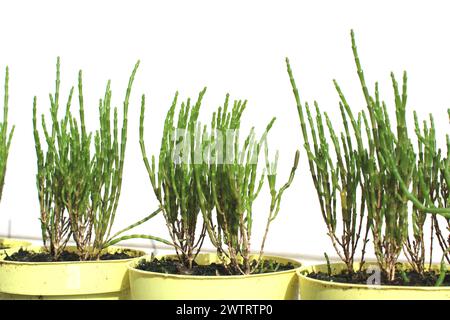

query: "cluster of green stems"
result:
(33, 59), (161, 260)
(140, 89), (299, 275)
(287, 30), (449, 283)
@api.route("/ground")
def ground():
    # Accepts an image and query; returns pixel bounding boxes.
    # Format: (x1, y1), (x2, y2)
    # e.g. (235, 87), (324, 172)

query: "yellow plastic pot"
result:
(0, 245), (145, 300)
(128, 253), (302, 300)
(0, 238), (31, 250)
(298, 262), (450, 300)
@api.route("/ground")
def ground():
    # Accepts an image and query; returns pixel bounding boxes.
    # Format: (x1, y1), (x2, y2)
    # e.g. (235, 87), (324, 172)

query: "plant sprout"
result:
(195, 95), (299, 275)
(0, 67), (14, 204)
(139, 88), (208, 269)
(33, 58), (160, 260)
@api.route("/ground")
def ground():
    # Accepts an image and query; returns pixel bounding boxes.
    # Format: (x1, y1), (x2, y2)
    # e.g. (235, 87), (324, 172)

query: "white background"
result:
(0, 0), (449, 262)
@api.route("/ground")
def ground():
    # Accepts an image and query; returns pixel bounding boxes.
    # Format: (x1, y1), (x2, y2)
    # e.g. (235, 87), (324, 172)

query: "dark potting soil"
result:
(135, 256), (296, 276)
(2, 248), (134, 262)
(307, 269), (450, 287)
(99, 251), (135, 260)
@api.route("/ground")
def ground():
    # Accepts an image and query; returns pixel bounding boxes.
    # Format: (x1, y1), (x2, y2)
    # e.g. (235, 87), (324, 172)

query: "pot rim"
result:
(297, 262), (450, 291)
(0, 245), (146, 266)
(0, 238), (31, 247)
(128, 253), (302, 279)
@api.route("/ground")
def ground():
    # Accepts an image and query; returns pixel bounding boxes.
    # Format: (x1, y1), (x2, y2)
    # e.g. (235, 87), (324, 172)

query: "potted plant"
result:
(0, 66), (30, 251)
(128, 90), (301, 299)
(287, 30), (449, 299)
(0, 58), (158, 300)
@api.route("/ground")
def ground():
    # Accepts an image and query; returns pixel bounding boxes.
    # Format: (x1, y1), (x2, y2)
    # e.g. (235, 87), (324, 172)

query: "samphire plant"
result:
(381, 109), (450, 267)
(194, 94), (299, 275)
(0, 67), (14, 204)
(348, 31), (448, 282)
(140, 90), (299, 275)
(139, 88), (208, 269)
(286, 59), (369, 274)
(287, 30), (449, 284)
(349, 32), (416, 282)
(33, 58), (154, 260)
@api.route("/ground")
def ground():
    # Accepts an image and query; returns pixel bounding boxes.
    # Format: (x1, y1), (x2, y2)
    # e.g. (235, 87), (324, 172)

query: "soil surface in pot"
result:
(135, 256), (296, 276)
(3, 248), (135, 262)
(307, 269), (450, 287)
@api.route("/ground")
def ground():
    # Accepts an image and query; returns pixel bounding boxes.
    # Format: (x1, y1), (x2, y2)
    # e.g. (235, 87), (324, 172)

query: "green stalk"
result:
(0, 66), (14, 203)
